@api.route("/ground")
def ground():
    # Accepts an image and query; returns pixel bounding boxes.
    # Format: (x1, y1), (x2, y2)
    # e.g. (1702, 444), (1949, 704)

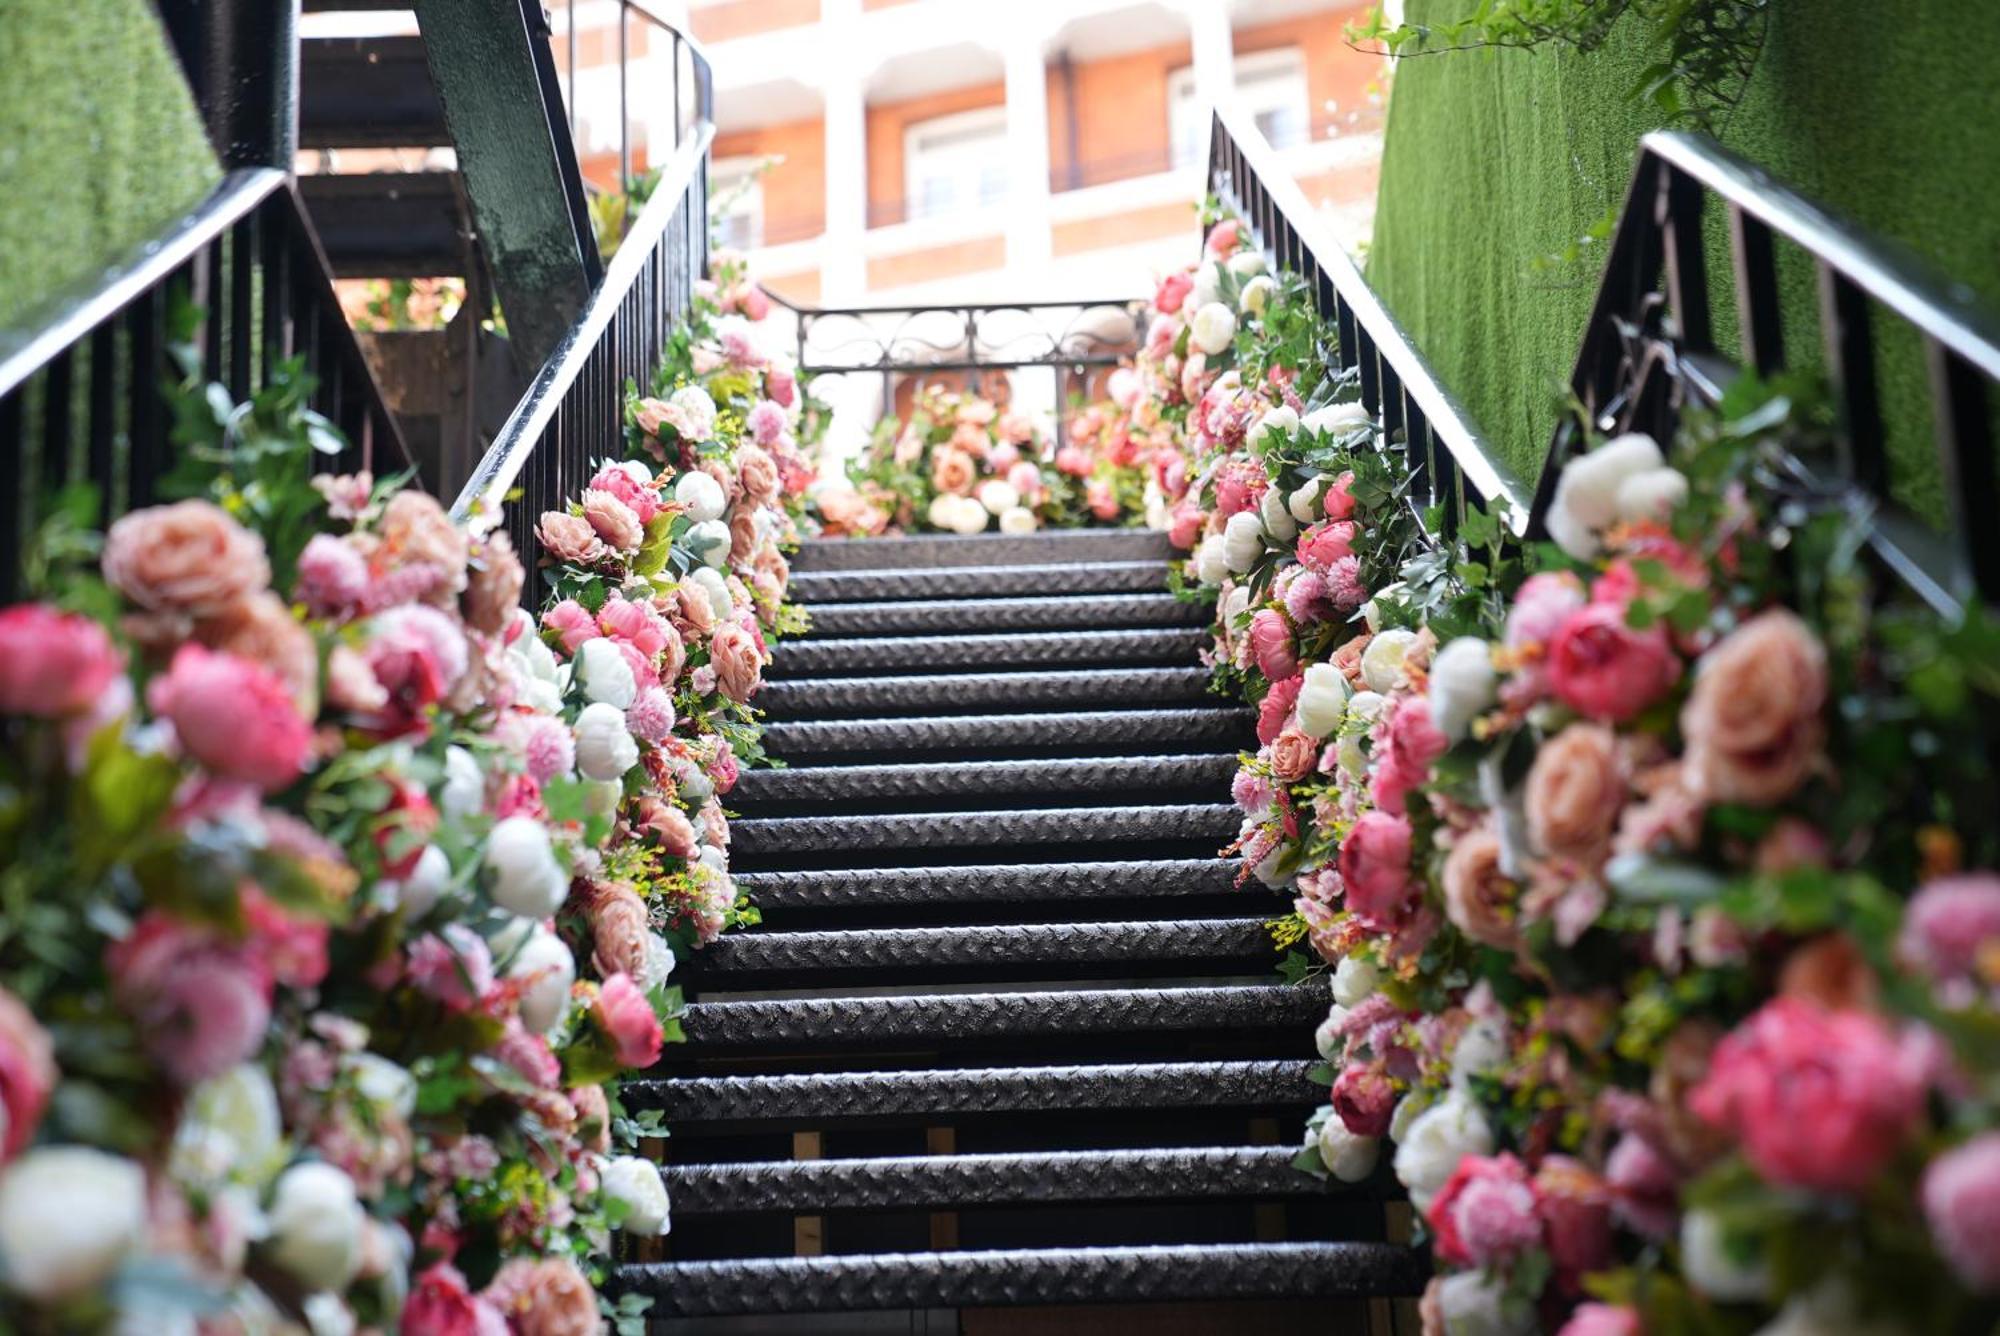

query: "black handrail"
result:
(1204, 105), (1529, 538)
(1530, 131), (2000, 615)
(0, 168), (412, 599)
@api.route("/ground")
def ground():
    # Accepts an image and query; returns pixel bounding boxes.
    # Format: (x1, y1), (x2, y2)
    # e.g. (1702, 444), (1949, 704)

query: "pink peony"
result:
(745, 400), (787, 446)
(1296, 520), (1358, 573)
(1546, 604), (1678, 723)
(1558, 1305), (1643, 1336)
(108, 913), (273, 1085)
(363, 604), (469, 737)
(1320, 471), (1357, 521)
(407, 924), (495, 1013)
(1426, 1153), (1541, 1268)
(147, 644), (311, 791)
(541, 599), (599, 655)
(494, 1015), (560, 1088)
(594, 973), (663, 1068)
(598, 595), (673, 660)
(403, 1262), (507, 1336)
(1256, 674), (1302, 747)
(1922, 1132), (2000, 1292)
(1204, 219), (1241, 255)
(1326, 555), (1368, 611)
(1371, 695), (1448, 817)
(766, 366), (797, 408)
(505, 712), (576, 785)
(1899, 873), (2000, 1000)
(1338, 812), (1416, 930)
(0, 604), (123, 717)
(1688, 998), (1928, 1193)
(0, 987), (55, 1161)
(1279, 568), (1333, 625)
(295, 534), (372, 617)
(586, 462), (661, 525)
(1505, 571), (1587, 649)
(1154, 270), (1193, 314)
(625, 686), (676, 743)
(1246, 607), (1297, 682)
(1330, 1062), (1396, 1136)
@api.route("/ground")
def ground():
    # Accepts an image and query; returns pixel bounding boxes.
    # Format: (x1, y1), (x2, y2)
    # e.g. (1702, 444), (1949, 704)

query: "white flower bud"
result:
(1330, 953), (1381, 1008)
(171, 1065), (285, 1191)
(1190, 302), (1237, 355)
(1393, 1089), (1493, 1211)
(1301, 400), (1371, 436)
(574, 701), (639, 781)
(975, 479), (1020, 516)
(1547, 432), (1663, 559)
(440, 745), (485, 820)
(674, 470), (726, 522)
(686, 518), (731, 568)
(689, 565), (733, 618)
(1193, 534), (1229, 586)
(265, 1162), (365, 1292)
(1288, 474), (1328, 525)
(1428, 637), (1496, 742)
(1246, 406), (1299, 451)
(575, 636), (637, 709)
(1358, 628), (1419, 694)
(602, 1155), (672, 1236)
(1222, 510), (1264, 574)
(1239, 273), (1278, 315)
(483, 816), (567, 918)
(1295, 662), (1352, 738)
(508, 927), (577, 1034)
(1316, 1118), (1381, 1184)
(1257, 483), (1298, 543)
(998, 505), (1038, 534)
(0, 1147), (147, 1301)
(1226, 250), (1267, 278)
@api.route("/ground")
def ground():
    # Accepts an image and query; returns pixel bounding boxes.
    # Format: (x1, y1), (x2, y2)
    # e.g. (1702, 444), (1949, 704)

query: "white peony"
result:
(1295, 662), (1351, 738)
(483, 816), (567, 918)
(1239, 273), (1277, 315)
(1388, 1091), (1429, 1143)
(508, 926), (577, 1034)
(1358, 628), (1420, 693)
(673, 467), (726, 522)
(1616, 465), (1689, 522)
(1330, 953), (1381, 1007)
(1248, 406), (1299, 454)
(1226, 250), (1267, 278)
(440, 745), (485, 820)
(582, 778), (623, 819)
(0, 1147), (147, 1301)
(507, 617), (560, 685)
(641, 933), (677, 990)
(575, 636), (637, 709)
(686, 518), (732, 569)
(602, 1155), (672, 1236)
(344, 1054), (418, 1121)
(171, 1064), (285, 1190)
(265, 1161), (365, 1292)
(1680, 1208), (1772, 1303)
(1428, 637), (1496, 742)
(1257, 482), (1298, 542)
(668, 386), (717, 443)
(976, 479), (1020, 516)
(1546, 432), (1663, 559)
(1222, 510), (1264, 574)
(1287, 474), (1328, 525)
(1360, 582), (1402, 633)
(1429, 1271), (1536, 1336)
(1191, 260), (1223, 308)
(1301, 400), (1371, 436)
(575, 701), (639, 781)
(926, 495), (959, 530)
(1190, 301), (1237, 355)
(1313, 1004), (1348, 1062)
(1193, 534), (1229, 586)
(949, 494), (990, 534)
(1316, 1118), (1381, 1184)
(1346, 689), (1389, 724)
(378, 843), (452, 920)
(1219, 584), (1251, 628)
(998, 505), (1038, 535)
(689, 565), (733, 618)
(1450, 1015), (1509, 1087)
(1392, 1088), (1493, 1210)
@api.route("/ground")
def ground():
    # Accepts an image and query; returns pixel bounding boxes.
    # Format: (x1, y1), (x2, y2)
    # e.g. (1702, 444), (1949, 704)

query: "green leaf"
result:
(1604, 852), (1725, 906)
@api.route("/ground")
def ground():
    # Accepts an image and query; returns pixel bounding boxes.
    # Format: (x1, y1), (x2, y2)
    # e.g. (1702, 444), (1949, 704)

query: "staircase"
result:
(618, 529), (1426, 1333)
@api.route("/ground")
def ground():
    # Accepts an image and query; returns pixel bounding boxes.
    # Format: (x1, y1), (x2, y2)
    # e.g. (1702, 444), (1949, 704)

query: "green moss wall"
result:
(0, 0), (220, 329)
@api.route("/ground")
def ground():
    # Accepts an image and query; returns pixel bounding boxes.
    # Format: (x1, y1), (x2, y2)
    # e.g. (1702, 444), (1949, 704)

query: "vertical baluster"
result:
(1728, 205), (1784, 376)
(0, 391), (22, 601)
(1816, 266), (1886, 493)
(88, 322), (118, 525)
(128, 281), (166, 508)
(1928, 340), (2000, 601)
(1431, 413), (1462, 538)
(199, 239), (225, 387)
(297, 248), (327, 418)
(262, 198), (293, 368)
(43, 351), (74, 486)
(1660, 166), (1712, 354)
(1355, 327), (1379, 417)
(229, 220), (255, 400)
(1335, 295), (1356, 375)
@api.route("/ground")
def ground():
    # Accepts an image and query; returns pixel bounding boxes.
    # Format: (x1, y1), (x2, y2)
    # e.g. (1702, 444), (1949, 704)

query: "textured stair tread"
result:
(732, 858), (1246, 909)
(769, 626), (1208, 676)
(759, 708), (1250, 757)
(626, 1059), (1321, 1122)
(616, 1242), (1428, 1314)
(694, 917), (1272, 975)
(733, 753), (1236, 803)
(804, 593), (1204, 637)
(757, 667), (1215, 718)
(668, 1145), (1347, 1213)
(791, 530), (1176, 573)
(680, 984), (1321, 1048)
(732, 804), (1241, 856)
(789, 560), (1172, 603)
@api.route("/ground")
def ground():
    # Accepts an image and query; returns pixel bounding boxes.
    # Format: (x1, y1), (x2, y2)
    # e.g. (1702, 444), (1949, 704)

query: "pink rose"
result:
(1440, 824), (1518, 951)
(1296, 520), (1357, 573)
(148, 644), (311, 791)
(745, 401), (787, 448)
(403, 1262), (506, 1336)
(633, 397), (671, 437)
(1558, 1305), (1642, 1336)
(1426, 1152), (1541, 1268)
(581, 488), (644, 552)
(408, 924), (495, 1013)
(637, 798), (698, 858)
(1899, 873), (2000, 1000)
(710, 621), (764, 703)
(1370, 695), (1447, 817)
(1246, 607), (1297, 682)
(598, 595), (672, 659)
(0, 604), (123, 717)
(1338, 812), (1415, 930)
(537, 511), (606, 566)
(108, 913), (273, 1085)
(1154, 270), (1193, 314)
(1546, 604), (1678, 723)
(1267, 729), (1317, 784)
(1320, 471), (1357, 521)
(0, 987), (55, 1161)
(1085, 479), (1120, 521)
(294, 534), (371, 618)
(1922, 1132), (2000, 1292)
(1505, 571), (1587, 649)
(1166, 499), (1204, 551)
(766, 367), (797, 408)
(1256, 675), (1302, 747)
(594, 973), (663, 1068)
(1525, 723), (1624, 863)
(1330, 1062), (1396, 1136)
(587, 463), (661, 525)
(103, 499), (269, 620)
(1204, 219), (1241, 255)
(1680, 609), (1826, 805)
(542, 599), (599, 655)
(1688, 998), (1928, 1193)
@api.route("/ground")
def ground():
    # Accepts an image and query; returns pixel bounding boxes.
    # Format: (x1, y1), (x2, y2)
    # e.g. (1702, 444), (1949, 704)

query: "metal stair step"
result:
(789, 560), (1173, 603)
(614, 1242), (1428, 1315)
(668, 1145), (1350, 1214)
(804, 593), (1204, 638)
(733, 753), (1235, 805)
(300, 36), (449, 149)
(756, 667), (1216, 718)
(791, 530), (1177, 573)
(691, 917), (1273, 981)
(732, 858), (1245, 911)
(297, 171), (474, 278)
(731, 804), (1241, 857)
(625, 1059), (1321, 1126)
(678, 984), (1321, 1052)
(759, 709), (1250, 758)
(769, 626), (1209, 677)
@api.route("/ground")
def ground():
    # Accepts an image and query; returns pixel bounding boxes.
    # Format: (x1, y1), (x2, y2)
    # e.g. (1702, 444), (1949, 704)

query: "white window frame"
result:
(708, 155), (766, 250)
(1169, 47), (1311, 168)
(902, 105), (1010, 223)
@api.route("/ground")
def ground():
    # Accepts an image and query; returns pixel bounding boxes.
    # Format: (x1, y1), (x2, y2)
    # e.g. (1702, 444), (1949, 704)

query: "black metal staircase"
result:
(617, 529), (1426, 1332)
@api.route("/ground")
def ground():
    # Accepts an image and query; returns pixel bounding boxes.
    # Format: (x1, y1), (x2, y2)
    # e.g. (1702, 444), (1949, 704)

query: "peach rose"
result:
(463, 530), (525, 634)
(710, 621), (763, 703)
(729, 510), (759, 565)
(738, 445), (779, 505)
(700, 459), (740, 506)
(1268, 728), (1316, 784)
(931, 447), (977, 496)
(950, 421), (989, 456)
(1441, 824), (1520, 950)
(589, 881), (652, 981)
(570, 1084), (611, 1155)
(581, 488), (644, 553)
(1681, 609), (1827, 806)
(103, 500), (269, 620)
(667, 583), (715, 643)
(637, 797), (699, 858)
(1525, 723), (1623, 864)
(380, 490), (468, 596)
(483, 1257), (598, 1336)
(195, 590), (319, 716)
(537, 511), (605, 565)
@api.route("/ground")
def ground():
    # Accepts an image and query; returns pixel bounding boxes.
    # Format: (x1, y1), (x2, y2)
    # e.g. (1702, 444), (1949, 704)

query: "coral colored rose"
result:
(542, 599), (599, 655)
(483, 1257), (598, 1336)
(1426, 1152), (1540, 1268)
(1246, 607), (1297, 682)
(590, 882), (652, 981)
(1204, 219), (1241, 255)
(1319, 471), (1357, 521)
(1330, 1062), (1397, 1136)
(1546, 604), (1678, 723)
(1680, 609), (1826, 805)
(403, 1262), (505, 1336)
(0, 988), (55, 1161)
(1256, 674), (1302, 747)
(107, 914), (272, 1086)
(0, 604), (122, 717)
(709, 621), (764, 703)
(102, 499), (269, 620)
(1900, 873), (2000, 999)
(581, 488), (644, 552)
(931, 448), (977, 497)
(1267, 729), (1317, 785)
(638, 799), (699, 858)
(1440, 825), (1518, 950)
(1505, 571), (1588, 649)
(1923, 1132), (2000, 1293)
(147, 645), (310, 791)
(464, 530), (526, 635)
(1338, 812), (1415, 930)
(670, 582), (717, 642)
(594, 973), (663, 1069)
(1688, 998), (1928, 1193)
(1525, 723), (1624, 863)
(1154, 270), (1193, 314)
(1296, 520), (1357, 573)
(197, 589), (318, 715)
(537, 511), (605, 565)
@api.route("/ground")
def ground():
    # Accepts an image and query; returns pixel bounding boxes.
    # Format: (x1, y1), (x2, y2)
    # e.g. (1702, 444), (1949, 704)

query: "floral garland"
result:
(825, 385), (1050, 537)
(0, 260), (814, 1332)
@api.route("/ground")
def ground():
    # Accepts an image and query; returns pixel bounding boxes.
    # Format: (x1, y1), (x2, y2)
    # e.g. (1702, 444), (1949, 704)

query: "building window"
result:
(710, 156), (765, 250)
(904, 107), (1009, 222)
(1169, 47), (1311, 168)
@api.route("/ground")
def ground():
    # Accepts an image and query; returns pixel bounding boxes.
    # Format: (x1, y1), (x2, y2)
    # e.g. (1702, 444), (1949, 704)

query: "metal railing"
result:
(1204, 105), (1529, 539)
(1530, 131), (2000, 615)
(0, 168), (411, 600)
(553, 0), (711, 197)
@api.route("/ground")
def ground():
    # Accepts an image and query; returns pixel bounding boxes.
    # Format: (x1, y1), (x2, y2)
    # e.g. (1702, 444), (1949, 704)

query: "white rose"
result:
(1392, 1088), (1493, 1210)
(1313, 1004), (1348, 1062)
(670, 386), (717, 442)
(1346, 689), (1388, 724)
(582, 778), (623, 819)
(949, 495), (989, 534)
(1257, 484), (1298, 543)
(1222, 511), (1264, 574)
(265, 1161), (365, 1292)
(1191, 260), (1223, 308)
(1358, 628), (1419, 693)
(1219, 584), (1251, 627)
(926, 495), (959, 530)
(575, 636), (637, 709)
(1226, 250), (1267, 278)
(1450, 1016), (1508, 1087)
(0, 1148), (147, 1301)
(1287, 475), (1327, 525)
(575, 701), (639, 781)
(509, 926), (578, 1034)
(641, 933), (677, 990)
(1239, 273), (1277, 315)
(673, 468), (726, 522)
(1330, 954), (1380, 1008)
(1295, 662), (1351, 738)
(1430, 1270), (1535, 1336)
(686, 518), (732, 569)
(344, 1054), (417, 1121)
(1190, 302), (1237, 355)
(1246, 406), (1299, 451)
(1428, 637), (1496, 742)
(507, 622), (560, 685)
(1193, 535), (1229, 586)
(602, 1155), (672, 1236)
(1681, 1208), (1772, 1303)
(1388, 1091), (1428, 1143)
(976, 479), (1020, 516)
(172, 1065), (285, 1190)
(998, 506), (1038, 535)
(1301, 400), (1371, 436)
(440, 746), (485, 820)
(1547, 432), (1663, 559)
(1360, 581), (1402, 633)
(1316, 1118), (1380, 1184)
(483, 816), (567, 918)
(378, 843), (452, 920)
(1616, 465), (1689, 522)
(689, 565), (733, 618)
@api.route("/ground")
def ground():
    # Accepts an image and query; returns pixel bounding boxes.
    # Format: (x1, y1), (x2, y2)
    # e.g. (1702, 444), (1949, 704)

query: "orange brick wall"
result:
(1236, 7), (1383, 137)
(866, 234), (1006, 289)
(713, 118), (828, 244)
(690, 0), (820, 44)
(1052, 40), (1189, 189)
(864, 82), (1007, 226)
